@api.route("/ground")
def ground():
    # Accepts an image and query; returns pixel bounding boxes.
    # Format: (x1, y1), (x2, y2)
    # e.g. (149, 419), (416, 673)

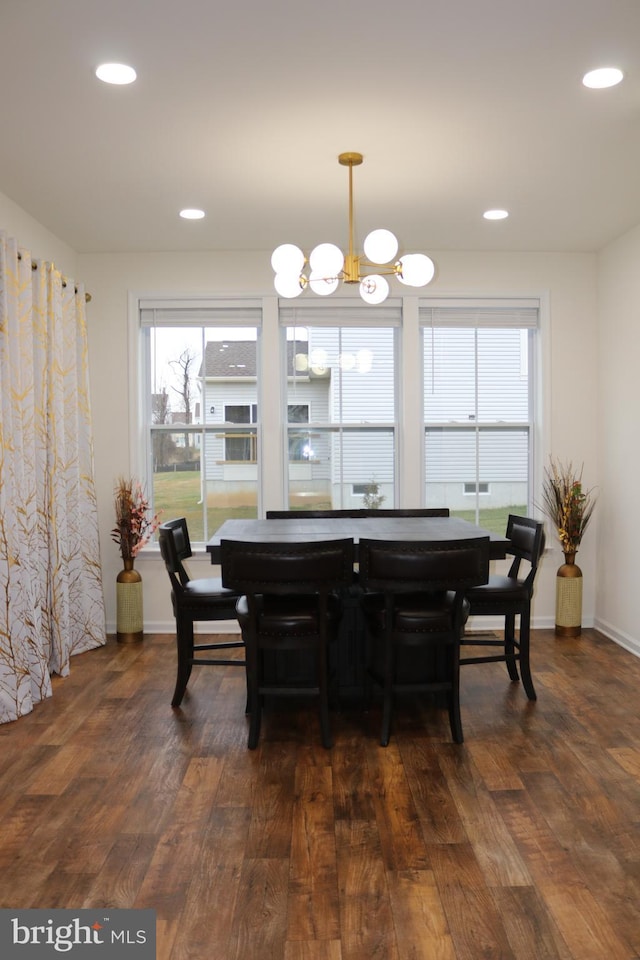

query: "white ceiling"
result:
(1, 0), (639, 257)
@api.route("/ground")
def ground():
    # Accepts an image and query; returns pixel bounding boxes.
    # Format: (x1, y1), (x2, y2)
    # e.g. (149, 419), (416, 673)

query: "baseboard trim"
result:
(106, 619), (241, 636)
(593, 617), (640, 659)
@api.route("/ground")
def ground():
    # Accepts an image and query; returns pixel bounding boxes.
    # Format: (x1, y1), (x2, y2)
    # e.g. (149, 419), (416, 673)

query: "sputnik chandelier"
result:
(271, 152), (435, 305)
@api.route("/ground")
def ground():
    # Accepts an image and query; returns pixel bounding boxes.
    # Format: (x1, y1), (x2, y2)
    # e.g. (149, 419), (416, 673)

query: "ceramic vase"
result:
(116, 557), (143, 642)
(555, 551), (582, 637)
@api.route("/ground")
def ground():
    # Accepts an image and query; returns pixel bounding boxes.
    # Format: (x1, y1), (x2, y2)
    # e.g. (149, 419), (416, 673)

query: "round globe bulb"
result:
(309, 271), (339, 296)
(359, 275), (389, 305)
(271, 244), (305, 275)
(363, 228), (398, 264)
(397, 254), (435, 287)
(309, 243), (344, 277)
(356, 348), (373, 374)
(274, 272), (304, 298)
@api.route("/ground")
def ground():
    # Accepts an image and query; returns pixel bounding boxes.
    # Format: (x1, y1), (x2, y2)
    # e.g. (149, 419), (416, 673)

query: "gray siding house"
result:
(196, 326), (528, 511)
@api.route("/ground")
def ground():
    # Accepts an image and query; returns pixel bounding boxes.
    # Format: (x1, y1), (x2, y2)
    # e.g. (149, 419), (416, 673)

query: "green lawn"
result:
(153, 471), (525, 540)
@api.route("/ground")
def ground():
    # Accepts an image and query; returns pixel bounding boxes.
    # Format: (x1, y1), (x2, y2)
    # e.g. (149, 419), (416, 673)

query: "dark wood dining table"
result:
(206, 514), (508, 696)
(206, 514), (508, 563)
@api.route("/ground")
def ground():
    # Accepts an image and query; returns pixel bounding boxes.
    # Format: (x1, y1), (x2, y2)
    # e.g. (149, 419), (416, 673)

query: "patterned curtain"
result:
(0, 231), (106, 723)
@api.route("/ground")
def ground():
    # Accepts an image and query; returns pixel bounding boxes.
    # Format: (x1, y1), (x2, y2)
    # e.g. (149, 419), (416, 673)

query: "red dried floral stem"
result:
(111, 477), (161, 561)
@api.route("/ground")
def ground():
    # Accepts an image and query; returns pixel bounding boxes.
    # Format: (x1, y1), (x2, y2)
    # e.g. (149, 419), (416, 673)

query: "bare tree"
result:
(153, 388), (171, 424)
(170, 348), (197, 449)
(152, 388), (174, 469)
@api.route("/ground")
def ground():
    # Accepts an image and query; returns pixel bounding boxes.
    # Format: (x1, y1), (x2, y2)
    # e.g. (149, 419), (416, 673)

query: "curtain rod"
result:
(16, 252), (92, 303)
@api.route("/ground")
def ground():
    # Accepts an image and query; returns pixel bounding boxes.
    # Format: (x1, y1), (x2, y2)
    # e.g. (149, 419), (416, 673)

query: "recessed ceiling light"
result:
(582, 67), (624, 89)
(483, 209), (509, 220)
(179, 209), (206, 220)
(95, 63), (137, 85)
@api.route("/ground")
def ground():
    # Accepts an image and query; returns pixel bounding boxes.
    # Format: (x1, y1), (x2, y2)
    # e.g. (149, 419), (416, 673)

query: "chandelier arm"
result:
(313, 263), (402, 284)
(359, 259), (402, 275)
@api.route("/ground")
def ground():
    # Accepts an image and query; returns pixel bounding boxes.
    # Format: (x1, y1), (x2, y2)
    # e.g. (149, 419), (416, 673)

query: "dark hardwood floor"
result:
(0, 628), (638, 960)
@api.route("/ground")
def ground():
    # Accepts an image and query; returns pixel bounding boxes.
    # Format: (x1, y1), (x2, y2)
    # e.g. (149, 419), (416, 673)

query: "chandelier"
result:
(271, 152), (435, 305)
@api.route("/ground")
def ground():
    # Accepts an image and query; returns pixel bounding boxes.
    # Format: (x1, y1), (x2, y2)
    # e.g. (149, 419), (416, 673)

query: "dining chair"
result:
(158, 518), (245, 708)
(460, 514), (545, 700)
(358, 536), (490, 745)
(220, 538), (354, 749)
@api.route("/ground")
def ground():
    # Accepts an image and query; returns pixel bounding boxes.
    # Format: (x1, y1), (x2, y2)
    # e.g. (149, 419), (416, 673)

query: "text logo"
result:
(0, 909), (156, 957)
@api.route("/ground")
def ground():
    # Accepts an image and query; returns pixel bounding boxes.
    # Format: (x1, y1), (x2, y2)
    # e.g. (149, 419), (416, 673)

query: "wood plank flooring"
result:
(0, 628), (638, 960)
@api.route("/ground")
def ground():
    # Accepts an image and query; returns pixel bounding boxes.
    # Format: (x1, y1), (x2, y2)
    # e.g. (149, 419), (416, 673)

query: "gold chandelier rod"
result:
(339, 152), (363, 284)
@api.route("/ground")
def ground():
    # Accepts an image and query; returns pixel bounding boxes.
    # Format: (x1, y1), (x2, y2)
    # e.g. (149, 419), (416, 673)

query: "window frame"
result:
(129, 292), (547, 545)
(280, 300), (401, 512)
(419, 297), (542, 523)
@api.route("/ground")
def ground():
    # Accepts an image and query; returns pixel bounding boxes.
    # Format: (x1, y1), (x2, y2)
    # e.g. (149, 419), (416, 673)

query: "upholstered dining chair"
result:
(358, 536), (490, 746)
(158, 518), (245, 708)
(220, 538), (354, 749)
(460, 514), (545, 700)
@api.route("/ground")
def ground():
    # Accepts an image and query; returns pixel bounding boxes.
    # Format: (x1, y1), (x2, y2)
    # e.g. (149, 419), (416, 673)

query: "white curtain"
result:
(0, 231), (106, 723)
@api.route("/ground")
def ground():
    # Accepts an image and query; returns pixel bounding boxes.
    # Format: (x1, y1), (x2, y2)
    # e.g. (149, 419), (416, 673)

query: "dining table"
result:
(206, 514), (508, 696)
(206, 514), (509, 563)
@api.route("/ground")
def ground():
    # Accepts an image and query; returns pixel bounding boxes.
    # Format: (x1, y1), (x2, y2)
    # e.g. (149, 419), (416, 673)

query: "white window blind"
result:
(140, 299), (262, 327)
(420, 298), (539, 522)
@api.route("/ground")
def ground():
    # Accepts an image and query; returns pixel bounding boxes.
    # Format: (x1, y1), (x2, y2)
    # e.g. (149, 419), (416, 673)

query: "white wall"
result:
(0, 189), (77, 277)
(596, 224), (640, 657)
(77, 248), (600, 636)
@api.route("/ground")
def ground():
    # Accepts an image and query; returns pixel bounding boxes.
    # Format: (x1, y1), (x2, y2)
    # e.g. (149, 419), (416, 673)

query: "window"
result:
(139, 300), (262, 542)
(422, 301), (538, 533)
(225, 404), (258, 461)
(135, 295), (540, 543)
(281, 302), (399, 512)
(352, 483), (370, 496)
(464, 482), (490, 495)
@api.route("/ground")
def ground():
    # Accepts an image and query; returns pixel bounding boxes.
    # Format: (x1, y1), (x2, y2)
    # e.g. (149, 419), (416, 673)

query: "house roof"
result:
(202, 340), (307, 378)
(1, 1), (639, 256)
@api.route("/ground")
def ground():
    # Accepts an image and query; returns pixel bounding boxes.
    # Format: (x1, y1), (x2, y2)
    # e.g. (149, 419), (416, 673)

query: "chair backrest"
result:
(265, 508), (449, 519)
(358, 537), (490, 594)
(220, 538), (354, 595)
(158, 518), (193, 589)
(505, 515), (546, 589)
(266, 510), (369, 519)
(369, 508), (450, 517)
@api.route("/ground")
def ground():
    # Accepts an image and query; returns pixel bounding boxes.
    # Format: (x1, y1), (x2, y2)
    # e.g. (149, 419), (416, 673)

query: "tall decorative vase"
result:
(555, 552), (582, 637)
(116, 558), (143, 643)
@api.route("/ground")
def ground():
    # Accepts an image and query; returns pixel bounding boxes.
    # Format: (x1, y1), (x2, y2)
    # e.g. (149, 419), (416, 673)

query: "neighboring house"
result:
(197, 326), (528, 511)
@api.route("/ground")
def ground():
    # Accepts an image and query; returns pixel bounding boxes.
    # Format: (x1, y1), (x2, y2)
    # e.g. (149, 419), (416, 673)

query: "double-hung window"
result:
(135, 295), (540, 541)
(421, 299), (539, 532)
(139, 299), (262, 541)
(281, 300), (400, 512)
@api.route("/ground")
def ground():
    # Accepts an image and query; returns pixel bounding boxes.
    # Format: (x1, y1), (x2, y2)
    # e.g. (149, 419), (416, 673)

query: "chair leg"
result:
(380, 633), (394, 747)
(518, 610), (537, 701)
(247, 642), (262, 749)
(171, 617), (195, 707)
(448, 645), (464, 744)
(504, 613), (520, 682)
(318, 641), (332, 749)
